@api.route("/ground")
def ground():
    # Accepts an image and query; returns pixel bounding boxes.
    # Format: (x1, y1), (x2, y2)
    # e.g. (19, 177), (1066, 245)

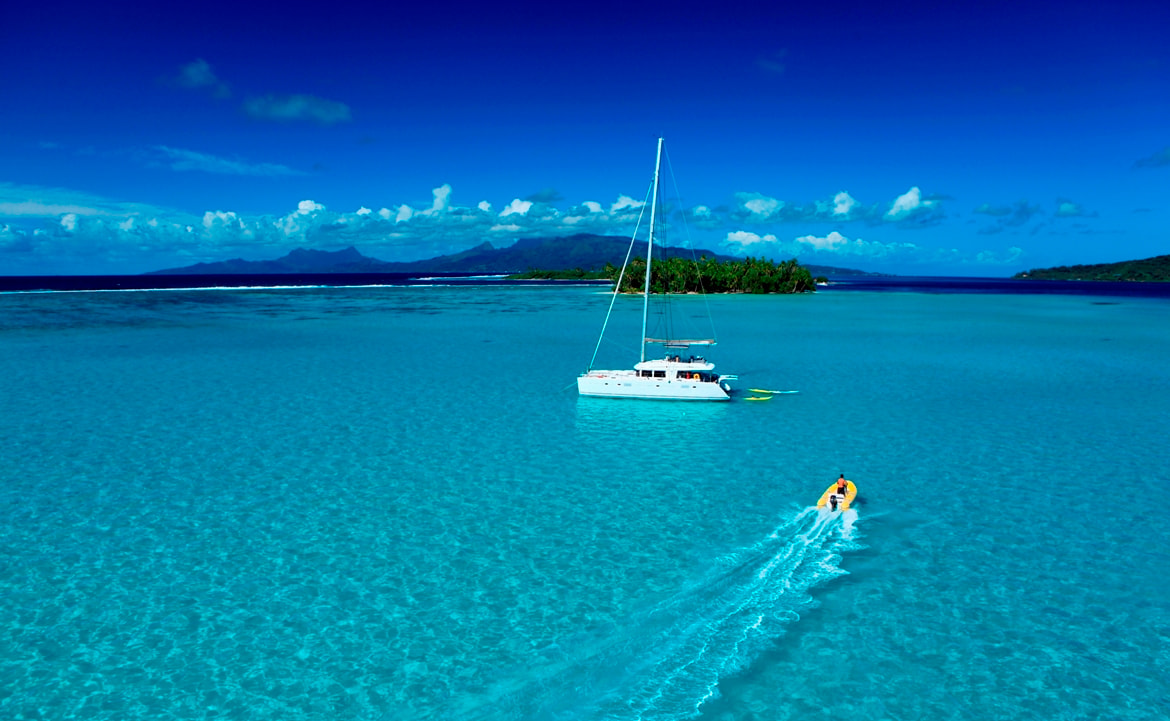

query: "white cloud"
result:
(610, 195), (642, 213)
(722, 227), (921, 260)
(500, 199), (533, 217)
(730, 190), (887, 224)
(0, 180), (970, 275)
(795, 231), (850, 250)
(277, 200), (328, 238)
(431, 184), (452, 214)
(886, 186), (937, 220)
(737, 192), (783, 219)
(0, 224), (22, 250)
(833, 192), (858, 216)
(724, 230), (779, 248)
(203, 210), (242, 230)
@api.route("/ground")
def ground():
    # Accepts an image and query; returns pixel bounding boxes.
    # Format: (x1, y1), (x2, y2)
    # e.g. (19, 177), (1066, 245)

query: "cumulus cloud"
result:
(721, 229), (917, 259)
(730, 189), (918, 225)
(833, 192), (858, 216)
(277, 200), (328, 238)
(176, 59), (230, 98)
(153, 146), (304, 176)
(0, 178), (974, 274)
(890, 188), (946, 226)
(244, 94), (352, 125)
(886, 187), (923, 218)
(736, 192), (784, 220)
(500, 199), (533, 217)
(202, 210), (243, 230)
(430, 185), (452, 214)
(611, 195), (643, 213)
(795, 231), (851, 250)
(562, 201), (607, 226)
(725, 230), (779, 248)
(0, 223), (31, 252)
(885, 186), (943, 223)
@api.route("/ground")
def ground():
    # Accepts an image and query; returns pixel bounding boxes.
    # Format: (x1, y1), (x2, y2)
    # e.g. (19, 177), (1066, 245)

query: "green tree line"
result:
(608, 256), (818, 294)
(1014, 254), (1170, 282)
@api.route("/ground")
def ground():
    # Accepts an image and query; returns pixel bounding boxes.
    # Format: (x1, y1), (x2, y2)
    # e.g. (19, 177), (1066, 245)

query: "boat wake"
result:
(440, 506), (862, 721)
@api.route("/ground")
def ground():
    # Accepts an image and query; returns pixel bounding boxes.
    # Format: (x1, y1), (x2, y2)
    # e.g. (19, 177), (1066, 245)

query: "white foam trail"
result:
(616, 507), (855, 720)
(446, 506), (863, 721)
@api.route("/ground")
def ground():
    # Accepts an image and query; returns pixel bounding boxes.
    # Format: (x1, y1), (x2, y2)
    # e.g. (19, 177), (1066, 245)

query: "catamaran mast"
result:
(639, 137), (663, 363)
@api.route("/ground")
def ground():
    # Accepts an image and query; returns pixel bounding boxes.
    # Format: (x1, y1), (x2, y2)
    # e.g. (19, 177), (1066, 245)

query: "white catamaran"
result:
(577, 137), (736, 401)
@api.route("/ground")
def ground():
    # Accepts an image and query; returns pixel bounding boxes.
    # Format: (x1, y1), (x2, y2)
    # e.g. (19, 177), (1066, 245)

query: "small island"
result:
(512, 256), (819, 294)
(1014, 254), (1170, 282)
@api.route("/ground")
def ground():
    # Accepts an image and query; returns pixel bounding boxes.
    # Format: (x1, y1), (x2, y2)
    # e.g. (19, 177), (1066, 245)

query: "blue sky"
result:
(2, 0), (1167, 276)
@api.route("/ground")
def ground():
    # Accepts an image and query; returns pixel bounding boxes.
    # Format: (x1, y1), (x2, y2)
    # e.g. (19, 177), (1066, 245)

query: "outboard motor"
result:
(829, 494), (839, 511)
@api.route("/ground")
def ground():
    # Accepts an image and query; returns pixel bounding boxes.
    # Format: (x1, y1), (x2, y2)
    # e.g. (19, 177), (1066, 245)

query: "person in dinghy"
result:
(817, 474), (858, 511)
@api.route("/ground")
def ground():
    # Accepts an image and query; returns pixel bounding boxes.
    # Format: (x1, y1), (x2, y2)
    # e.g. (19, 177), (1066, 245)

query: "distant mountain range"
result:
(145, 233), (876, 277)
(1014, 254), (1170, 282)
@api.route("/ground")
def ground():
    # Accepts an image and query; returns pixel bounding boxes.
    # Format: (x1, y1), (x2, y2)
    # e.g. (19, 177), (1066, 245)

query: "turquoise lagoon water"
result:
(1, 284), (1168, 720)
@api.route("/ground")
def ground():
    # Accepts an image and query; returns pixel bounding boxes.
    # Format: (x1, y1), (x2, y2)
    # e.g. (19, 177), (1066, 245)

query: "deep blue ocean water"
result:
(1, 278), (1168, 720)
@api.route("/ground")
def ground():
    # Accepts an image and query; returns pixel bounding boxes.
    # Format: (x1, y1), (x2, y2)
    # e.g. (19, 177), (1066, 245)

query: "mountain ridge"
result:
(145, 233), (877, 277)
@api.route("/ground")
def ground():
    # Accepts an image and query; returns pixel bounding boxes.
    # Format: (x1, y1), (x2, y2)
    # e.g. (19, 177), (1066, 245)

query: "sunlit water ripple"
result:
(1, 283), (1167, 720)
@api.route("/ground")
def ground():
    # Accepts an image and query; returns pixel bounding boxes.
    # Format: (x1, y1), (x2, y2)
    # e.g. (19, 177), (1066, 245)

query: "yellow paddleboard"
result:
(817, 480), (857, 510)
(745, 396), (773, 401)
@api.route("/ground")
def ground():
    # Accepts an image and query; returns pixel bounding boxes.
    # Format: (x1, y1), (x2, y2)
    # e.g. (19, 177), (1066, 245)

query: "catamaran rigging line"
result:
(576, 137), (735, 401)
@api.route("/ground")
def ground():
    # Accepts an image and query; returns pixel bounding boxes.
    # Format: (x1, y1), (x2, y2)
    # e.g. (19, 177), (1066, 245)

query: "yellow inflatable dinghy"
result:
(817, 480), (857, 511)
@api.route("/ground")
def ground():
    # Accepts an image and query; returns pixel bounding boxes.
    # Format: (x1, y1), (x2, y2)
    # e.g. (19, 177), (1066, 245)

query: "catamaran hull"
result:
(575, 138), (738, 403)
(577, 373), (731, 401)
